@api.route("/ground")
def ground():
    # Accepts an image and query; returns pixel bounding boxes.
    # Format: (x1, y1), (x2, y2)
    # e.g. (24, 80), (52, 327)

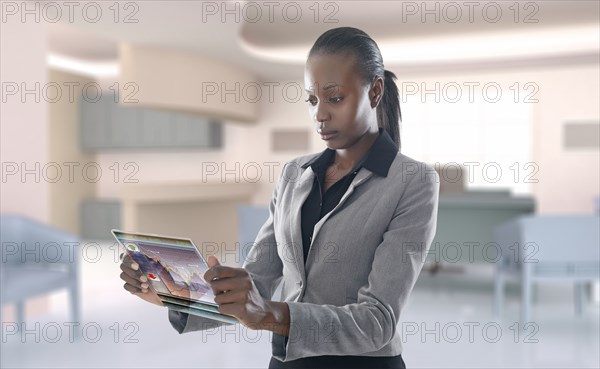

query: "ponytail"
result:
(377, 70), (401, 150)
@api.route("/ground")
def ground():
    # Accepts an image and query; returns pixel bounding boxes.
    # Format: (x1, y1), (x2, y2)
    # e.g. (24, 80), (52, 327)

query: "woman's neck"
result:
(333, 127), (380, 170)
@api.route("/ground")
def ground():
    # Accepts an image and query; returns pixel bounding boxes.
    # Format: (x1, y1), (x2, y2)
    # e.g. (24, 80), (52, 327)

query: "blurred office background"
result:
(1, 1), (599, 368)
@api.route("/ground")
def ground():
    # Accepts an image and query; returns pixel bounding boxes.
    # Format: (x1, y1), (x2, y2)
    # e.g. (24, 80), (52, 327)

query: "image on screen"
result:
(114, 232), (216, 306)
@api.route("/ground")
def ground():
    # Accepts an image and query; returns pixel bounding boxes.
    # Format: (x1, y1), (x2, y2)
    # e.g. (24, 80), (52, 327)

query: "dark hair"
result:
(308, 27), (402, 149)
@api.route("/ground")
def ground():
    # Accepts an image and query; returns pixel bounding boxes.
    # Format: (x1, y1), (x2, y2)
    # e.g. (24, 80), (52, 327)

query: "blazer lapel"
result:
(289, 166), (316, 281)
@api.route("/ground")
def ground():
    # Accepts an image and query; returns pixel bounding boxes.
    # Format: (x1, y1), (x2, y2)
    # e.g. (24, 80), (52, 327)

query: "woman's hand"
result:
(204, 256), (290, 335)
(120, 253), (164, 307)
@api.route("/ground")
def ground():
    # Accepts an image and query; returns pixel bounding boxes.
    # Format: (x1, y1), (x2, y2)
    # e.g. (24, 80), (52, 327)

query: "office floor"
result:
(2, 243), (599, 369)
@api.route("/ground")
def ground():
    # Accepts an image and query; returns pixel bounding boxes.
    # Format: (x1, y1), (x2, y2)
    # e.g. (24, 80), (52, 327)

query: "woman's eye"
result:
(305, 97), (317, 106)
(329, 96), (343, 103)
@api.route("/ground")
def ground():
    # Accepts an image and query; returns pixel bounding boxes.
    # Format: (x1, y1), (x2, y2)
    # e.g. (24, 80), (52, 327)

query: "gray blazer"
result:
(169, 151), (440, 362)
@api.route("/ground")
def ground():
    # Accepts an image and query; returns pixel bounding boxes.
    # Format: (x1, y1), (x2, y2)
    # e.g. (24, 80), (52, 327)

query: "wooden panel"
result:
(109, 103), (140, 148)
(564, 121), (600, 149)
(80, 93), (223, 150)
(80, 97), (108, 150)
(139, 108), (174, 147)
(271, 129), (310, 152)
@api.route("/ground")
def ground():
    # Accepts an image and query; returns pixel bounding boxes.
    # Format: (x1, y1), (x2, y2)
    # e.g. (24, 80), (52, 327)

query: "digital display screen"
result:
(113, 231), (216, 307)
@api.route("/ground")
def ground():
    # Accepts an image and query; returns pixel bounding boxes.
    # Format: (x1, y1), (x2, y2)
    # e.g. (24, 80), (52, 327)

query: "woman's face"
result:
(304, 53), (380, 150)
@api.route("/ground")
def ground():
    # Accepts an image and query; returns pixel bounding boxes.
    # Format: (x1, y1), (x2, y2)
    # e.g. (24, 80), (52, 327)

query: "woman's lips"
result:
(318, 129), (337, 140)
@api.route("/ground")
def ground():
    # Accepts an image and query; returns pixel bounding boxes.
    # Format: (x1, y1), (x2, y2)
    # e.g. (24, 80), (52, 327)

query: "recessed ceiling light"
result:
(47, 53), (119, 79)
(239, 24), (599, 65)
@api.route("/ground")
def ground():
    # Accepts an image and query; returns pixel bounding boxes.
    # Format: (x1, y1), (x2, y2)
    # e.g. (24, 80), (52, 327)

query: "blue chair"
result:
(493, 215), (600, 325)
(1, 214), (80, 327)
(237, 205), (283, 300)
(237, 205), (270, 266)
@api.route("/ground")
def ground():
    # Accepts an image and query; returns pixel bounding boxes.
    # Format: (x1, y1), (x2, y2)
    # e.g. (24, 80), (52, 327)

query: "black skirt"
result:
(268, 354), (406, 369)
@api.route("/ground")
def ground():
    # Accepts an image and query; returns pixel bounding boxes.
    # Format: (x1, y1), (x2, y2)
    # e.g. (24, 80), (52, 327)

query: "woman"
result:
(120, 26), (439, 369)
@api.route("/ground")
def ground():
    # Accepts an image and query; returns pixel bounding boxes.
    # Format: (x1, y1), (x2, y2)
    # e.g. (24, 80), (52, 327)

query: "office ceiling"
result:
(47, 0), (600, 79)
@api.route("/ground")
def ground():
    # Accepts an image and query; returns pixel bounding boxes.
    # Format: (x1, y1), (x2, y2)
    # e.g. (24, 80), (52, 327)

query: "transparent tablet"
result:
(112, 229), (237, 323)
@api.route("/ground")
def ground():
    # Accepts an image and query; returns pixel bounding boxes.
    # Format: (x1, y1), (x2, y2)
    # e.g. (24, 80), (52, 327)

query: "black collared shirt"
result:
(299, 127), (399, 265)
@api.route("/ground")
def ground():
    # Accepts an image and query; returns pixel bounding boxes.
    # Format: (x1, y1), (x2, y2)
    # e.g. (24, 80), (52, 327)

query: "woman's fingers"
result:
(120, 261), (148, 282)
(123, 282), (149, 295)
(120, 256), (149, 295)
(209, 277), (249, 295)
(214, 289), (246, 305)
(120, 271), (149, 290)
(124, 282), (142, 294)
(204, 265), (241, 283)
(121, 253), (140, 271)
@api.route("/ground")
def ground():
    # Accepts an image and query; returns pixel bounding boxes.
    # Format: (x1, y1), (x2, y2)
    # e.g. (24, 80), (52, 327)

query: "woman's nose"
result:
(314, 102), (331, 124)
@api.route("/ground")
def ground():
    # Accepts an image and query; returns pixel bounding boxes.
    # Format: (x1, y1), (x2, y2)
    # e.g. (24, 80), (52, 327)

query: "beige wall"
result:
(95, 60), (599, 216)
(119, 43), (260, 122)
(532, 65), (599, 214)
(94, 77), (313, 204)
(0, 21), (49, 222)
(47, 69), (97, 234)
(0, 20), (51, 321)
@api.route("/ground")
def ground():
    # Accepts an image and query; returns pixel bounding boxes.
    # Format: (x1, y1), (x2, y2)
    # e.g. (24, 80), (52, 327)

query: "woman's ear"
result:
(370, 77), (384, 108)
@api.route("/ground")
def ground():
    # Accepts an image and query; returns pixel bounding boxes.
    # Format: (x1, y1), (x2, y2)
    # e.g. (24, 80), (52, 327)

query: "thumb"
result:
(207, 255), (221, 268)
